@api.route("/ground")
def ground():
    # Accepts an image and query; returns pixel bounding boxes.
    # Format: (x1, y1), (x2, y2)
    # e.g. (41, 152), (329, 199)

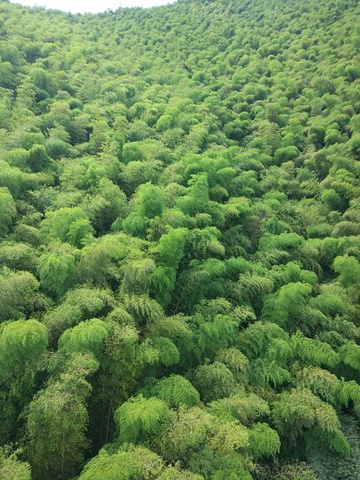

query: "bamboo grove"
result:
(0, 0), (360, 478)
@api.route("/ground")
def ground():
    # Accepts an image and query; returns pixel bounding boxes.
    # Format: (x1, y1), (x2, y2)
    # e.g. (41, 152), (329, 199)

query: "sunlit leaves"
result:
(58, 318), (108, 358)
(210, 421), (249, 454)
(249, 423), (281, 459)
(0, 448), (31, 480)
(262, 282), (312, 332)
(44, 287), (114, 341)
(0, 270), (39, 322)
(3, 0), (360, 476)
(159, 406), (214, 462)
(38, 243), (77, 298)
(334, 254), (360, 288)
(115, 395), (172, 445)
(40, 207), (92, 247)
(146, 374), (200, 408)
(78, 445), (164, 480)
(208, 391), (270, 425)
(124, 294), (164, 325)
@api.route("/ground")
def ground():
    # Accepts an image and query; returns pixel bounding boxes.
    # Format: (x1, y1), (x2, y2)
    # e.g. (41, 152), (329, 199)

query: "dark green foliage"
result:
(272, 388), (348, 455)
(0, 319), (48, 444)
(308, 415), (360, 480)
(0, 188), (16, 237)
(193, 362), (236, 403)
(25, 353), (98, 480)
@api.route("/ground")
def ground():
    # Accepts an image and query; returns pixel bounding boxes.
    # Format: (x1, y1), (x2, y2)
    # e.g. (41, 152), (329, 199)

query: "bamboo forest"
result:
(1, 0), (360, 478)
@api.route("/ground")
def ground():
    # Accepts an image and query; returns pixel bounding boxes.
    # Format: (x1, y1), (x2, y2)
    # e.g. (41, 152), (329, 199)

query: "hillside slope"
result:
(1, 0), (360, 479)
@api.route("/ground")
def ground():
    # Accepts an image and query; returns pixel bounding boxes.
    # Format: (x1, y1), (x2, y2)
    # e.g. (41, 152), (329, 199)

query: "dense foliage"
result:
(1, 0), (360, 478)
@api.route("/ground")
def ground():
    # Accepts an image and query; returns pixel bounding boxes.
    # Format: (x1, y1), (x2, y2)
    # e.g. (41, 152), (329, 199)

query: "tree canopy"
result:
(0, 0), (360, 479)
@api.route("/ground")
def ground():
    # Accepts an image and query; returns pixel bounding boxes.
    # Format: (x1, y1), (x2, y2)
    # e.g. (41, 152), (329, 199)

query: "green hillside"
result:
(1, 0), (360, 478)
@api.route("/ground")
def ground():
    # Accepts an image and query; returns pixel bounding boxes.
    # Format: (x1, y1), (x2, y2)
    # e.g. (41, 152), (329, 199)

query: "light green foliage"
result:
(290, 332), (339, 368)
(159, 406), (215, 462)
(339, 342), (360, 371)
(188, 227), (225, 259)
(157, 467), (204, 480)
(85, 178), (127, 233)
(268, 262), (317, 290)
(115, 395), (172, 444)
(298, 367), (340, 405)
(238, 322), (288, 359)
(78, 445), (164, 480)
(124, 294), (164, 325)
(274, 146), (300, 164)
(198, 315), (237, 357)
(210, 421), (249, 454)
(0, 448), (31, 480)
(259, 233), (305, 253)
(67, 218), (94, 248)
(235, 273), (274, 306)
(177, 173), (209, 216)
(37, 243), (77, 298)
(40, 207), (92, 247)
(149, 265), (176, 307)
(90, 319), (143, 446)
(150, 336), (180, 367)
(248, 358), (291, 388)
(0, 319), (48, 383)
(137, 183), (164, 219)
(339, 380), (360, 414)
(0, 270), (39, 321)
(309, 284), (352, 318)
(262, 282), (312, 331)
(122, 183), (164, 237)
(1, 0), (360, 477)
(0, 242), (36, 271)
(215, 348), (249, 381)
(208, 391), (270, 425)
(249, 423), (281, 459)
(266, 338), (294, 365)
(44, 287), (114, 341)
(0, 160), (33, 198)
(58, 318), (108, 358)
(28, 143), (54, 172)
(78, 234), (127, 286)
(151, 227), (187, 270)
(122, 258), (156, 295)
(322, 189), (346, 211)
(334, 255), (360, 287)
(146, 374), (200, 408)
